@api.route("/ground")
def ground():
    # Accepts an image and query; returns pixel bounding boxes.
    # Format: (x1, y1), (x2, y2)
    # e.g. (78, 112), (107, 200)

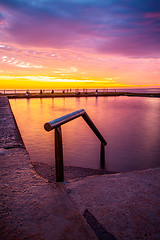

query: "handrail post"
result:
(100, 142), (105, 169)
(44, 109), (107, 182)
(55, 126), (64, 182)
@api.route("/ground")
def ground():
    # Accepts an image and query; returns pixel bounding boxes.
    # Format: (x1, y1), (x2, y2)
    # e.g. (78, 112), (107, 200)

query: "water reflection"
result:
(10, 96), (160, 172)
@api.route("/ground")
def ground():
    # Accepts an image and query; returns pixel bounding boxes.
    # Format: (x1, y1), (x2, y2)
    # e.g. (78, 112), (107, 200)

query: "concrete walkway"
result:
(66, 168), (160, 240)
(0, 96), (96, 240)
(1, 96), (160, 239)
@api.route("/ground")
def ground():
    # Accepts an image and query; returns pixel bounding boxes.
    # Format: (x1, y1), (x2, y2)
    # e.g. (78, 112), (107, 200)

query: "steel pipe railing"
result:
(44, 109), (107, 182)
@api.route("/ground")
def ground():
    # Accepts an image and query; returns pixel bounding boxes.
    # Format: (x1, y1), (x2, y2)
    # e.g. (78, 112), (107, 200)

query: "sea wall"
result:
(0, 96), (95, 240)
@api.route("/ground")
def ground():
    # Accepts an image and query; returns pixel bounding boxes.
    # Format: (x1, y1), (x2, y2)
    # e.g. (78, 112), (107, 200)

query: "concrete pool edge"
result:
(0, 96), (97, 239)
(65, 167), (160, 240)
(2, 91), (160, 99)
(1, 96), (160, 239)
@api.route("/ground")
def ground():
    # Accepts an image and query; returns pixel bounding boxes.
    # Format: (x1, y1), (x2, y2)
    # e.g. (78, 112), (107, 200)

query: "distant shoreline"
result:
(2, 91), (160, 98)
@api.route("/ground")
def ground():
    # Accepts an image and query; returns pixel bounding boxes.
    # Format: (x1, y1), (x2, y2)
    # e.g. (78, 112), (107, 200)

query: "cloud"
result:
(0, 55), (42, 68)
(0, 74), (108, 83)
(0, 11), (5, 23)
(0, 0), (160, 57)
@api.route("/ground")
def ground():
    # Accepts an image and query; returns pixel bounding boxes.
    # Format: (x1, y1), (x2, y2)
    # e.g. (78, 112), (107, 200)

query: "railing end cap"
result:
(44, 122), (52, 131)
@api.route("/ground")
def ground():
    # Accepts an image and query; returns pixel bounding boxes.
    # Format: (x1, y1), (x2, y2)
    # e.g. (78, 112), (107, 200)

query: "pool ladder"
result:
(44, 109), (107, 182)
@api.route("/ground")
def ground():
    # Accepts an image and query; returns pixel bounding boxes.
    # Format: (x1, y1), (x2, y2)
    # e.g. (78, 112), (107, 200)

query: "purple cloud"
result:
(0, 0), (160, 57)
(0, 11), (5, 24)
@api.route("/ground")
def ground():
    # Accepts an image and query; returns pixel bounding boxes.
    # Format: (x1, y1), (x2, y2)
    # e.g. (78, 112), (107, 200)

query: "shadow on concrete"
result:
(31, 162), (116, 182)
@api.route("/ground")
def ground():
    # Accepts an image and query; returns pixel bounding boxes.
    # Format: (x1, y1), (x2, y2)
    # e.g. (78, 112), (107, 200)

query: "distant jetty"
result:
(0, 89), (160, 98)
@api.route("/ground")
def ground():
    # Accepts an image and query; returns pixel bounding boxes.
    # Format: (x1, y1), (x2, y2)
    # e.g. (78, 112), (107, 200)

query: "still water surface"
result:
(10, 96), (160, 172)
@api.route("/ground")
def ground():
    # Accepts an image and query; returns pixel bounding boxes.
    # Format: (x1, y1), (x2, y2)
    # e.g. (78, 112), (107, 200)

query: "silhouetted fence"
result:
(0, 88), (116, 95)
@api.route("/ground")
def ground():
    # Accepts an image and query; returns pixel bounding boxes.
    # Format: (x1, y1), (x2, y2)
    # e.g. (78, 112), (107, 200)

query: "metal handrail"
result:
(44, 109), (107, 182)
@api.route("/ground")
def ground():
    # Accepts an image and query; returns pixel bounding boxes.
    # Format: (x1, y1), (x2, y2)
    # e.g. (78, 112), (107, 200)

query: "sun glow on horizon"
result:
(0, 75), (159, 90)
(0, 0), (160, 89)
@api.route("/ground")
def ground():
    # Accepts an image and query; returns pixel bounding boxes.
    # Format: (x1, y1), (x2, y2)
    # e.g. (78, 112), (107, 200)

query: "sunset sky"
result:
(0, 0), (160, 89)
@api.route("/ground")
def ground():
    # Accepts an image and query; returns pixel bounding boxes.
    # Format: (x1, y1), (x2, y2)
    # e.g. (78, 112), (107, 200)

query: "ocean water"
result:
(9, 96), (160, 172)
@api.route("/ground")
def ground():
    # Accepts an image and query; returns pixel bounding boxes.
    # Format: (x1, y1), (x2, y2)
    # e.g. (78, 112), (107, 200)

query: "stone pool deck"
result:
(0, 96), (160, 240)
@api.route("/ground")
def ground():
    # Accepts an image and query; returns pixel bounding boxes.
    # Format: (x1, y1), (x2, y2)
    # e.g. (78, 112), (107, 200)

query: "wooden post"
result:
(55, 126), (64, 182)
(100, 142), (105, 169)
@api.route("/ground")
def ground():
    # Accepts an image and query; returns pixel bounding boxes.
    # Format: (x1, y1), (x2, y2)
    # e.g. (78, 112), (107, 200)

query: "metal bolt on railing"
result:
(44, 109), (107, 182)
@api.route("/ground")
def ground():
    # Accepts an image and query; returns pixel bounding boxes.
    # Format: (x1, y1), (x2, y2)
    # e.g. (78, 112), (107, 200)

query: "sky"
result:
(0, 0), (160, 89)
